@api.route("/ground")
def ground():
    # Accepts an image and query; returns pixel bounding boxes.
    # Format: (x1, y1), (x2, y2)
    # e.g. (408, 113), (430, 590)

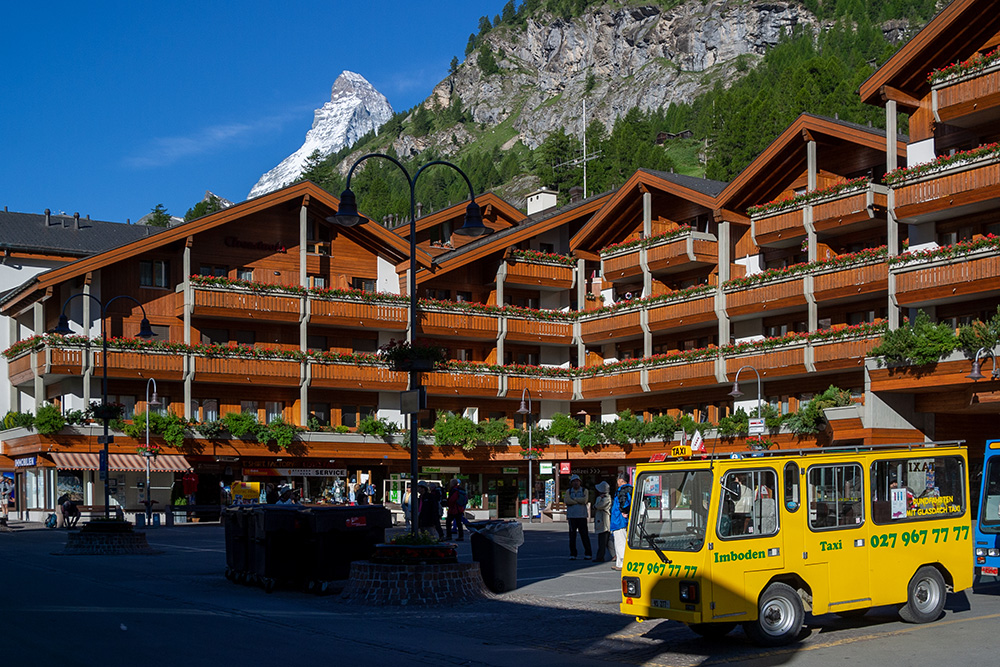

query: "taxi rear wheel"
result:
(744, 583), (804, 647)
(687, 622), (736, 639)
(899, 566), (946, 624)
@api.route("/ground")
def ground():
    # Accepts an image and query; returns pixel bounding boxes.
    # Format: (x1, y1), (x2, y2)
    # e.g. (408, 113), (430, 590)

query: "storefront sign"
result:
(559, 462), (571, 474)
(14, 456), (36, 468)
(502, 467), (518, 474)
(539, 463), (553, 474)
(422, 466), (460, 474)
(244, 467), (347, 477)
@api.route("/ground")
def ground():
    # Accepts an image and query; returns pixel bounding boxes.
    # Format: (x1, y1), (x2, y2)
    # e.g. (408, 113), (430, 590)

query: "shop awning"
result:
(49, 452), (192, 473)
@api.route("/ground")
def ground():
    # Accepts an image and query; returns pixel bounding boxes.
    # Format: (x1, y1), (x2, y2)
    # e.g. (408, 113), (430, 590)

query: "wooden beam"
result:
(880, 85), (923, 110)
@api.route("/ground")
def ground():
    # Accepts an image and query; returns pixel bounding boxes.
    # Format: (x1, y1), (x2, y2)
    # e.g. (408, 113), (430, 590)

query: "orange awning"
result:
(49, 452), (191, 473)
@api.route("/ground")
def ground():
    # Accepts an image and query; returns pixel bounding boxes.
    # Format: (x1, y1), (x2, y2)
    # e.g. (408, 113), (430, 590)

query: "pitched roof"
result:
(0, 210), (163, 256)
(859, 0), (1000, 107)
(638, 169), (728, 197)
(390, 192), (524, 238)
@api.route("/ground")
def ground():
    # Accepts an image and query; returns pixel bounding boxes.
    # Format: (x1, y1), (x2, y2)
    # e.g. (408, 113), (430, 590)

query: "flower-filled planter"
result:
(136, 444), (161, 457)
(378, 339), (447, 371)
(370, 542), (458, 565)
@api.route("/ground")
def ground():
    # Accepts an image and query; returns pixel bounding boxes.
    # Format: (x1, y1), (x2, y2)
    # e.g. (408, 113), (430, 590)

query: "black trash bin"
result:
(223, 507), (252, 583)
(471, 520), (524, 593)
(250, 505), (307, 592)
(304, 505), (392, 592)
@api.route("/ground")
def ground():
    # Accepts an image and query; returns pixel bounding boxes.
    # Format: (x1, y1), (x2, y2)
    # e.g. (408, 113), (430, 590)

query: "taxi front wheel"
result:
(899, 566), (946, 624)
(744, 583), (805, 646)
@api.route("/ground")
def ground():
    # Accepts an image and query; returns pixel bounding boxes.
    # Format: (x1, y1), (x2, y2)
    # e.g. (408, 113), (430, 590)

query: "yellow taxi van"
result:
(620, 441), (971, 645)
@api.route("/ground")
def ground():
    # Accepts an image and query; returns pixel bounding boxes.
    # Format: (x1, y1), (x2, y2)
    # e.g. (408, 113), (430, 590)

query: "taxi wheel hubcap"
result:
(914, 577), (940, 612)
(761, 598), (794, 636)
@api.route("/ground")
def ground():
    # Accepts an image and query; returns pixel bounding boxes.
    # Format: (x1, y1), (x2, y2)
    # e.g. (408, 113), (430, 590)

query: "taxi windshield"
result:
(629, 469), (713, 552)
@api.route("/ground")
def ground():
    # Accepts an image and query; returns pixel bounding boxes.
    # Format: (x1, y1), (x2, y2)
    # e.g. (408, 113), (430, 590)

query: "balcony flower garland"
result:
(883, 142), (1000, 186)
(889, 234), (1000, 266)
(443, 361), (576, 378)
(379, 339), (447, 371)
(723, 246), (887, 291)
(746, 177), (871, 217)
(928, 46), (1000, 85)
(189, 275), (409, 305)
(599, 225), (693, 256)
(582, 285), (714, 318)
(509, 249), (576, 266)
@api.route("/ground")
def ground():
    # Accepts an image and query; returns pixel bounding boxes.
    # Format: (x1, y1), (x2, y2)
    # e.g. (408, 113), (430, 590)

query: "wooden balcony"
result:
(310, 363), (407, 391)
(725, 278), (806, 319)
(194, 356), (300, 386)
(506, 374), (573, 400)
(423, 371), (500, 397)
(725, 345), (807, 379)
(645, 360), (717, 392)
(812, 262), (888, 303)
(892, 250), (1000, 306)
(191, 287), (299, 322)
(646, 235), (718, 275)
(580, 370), (642, 398)
(753, 208), (806, 247)
(7, 350), (37, 385)
(310, 298), (408, 331)
(579, 308), (643, 343)
(504, 317), (573, 345)
(97, 350), (185, 381)
(933, 65), (1000, 127)
(602, 249), (643, 281)
(646, 294), (716, 332)
(418, 309), (498, 339)
(811, 337), (880, 373)
(812, 187), (888, 235)
(504, 261), (575, 290)
(892, 158), (1000, 223)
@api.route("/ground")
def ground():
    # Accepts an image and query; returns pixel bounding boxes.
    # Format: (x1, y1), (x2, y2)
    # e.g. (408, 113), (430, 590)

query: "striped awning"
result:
(49, 452), (192, 473)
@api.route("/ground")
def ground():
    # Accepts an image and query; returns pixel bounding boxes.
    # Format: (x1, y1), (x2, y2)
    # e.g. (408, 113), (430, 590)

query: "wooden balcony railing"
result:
(579, 308), (643, 343)
(506, 375), (573, 400)
(646, 360), (717, 392)
(813, 188), (887, 234)
(602, 249), (643, 281)
(812, 262), (888, 302)
(893, 250), (1000, 305)
(646, 295), (716, 331)
(725, 345), (807, 379)
(96, 350), (185, 380)
(505, 317), (574, 345)
(310, 363), (407, 391)
(7, 351), (35, 385)
(933, 66), (1000, 125)
(191, 287), (299, 322)
(310, 298), (408, 330)
(646, 236), (718, 274)
(725, 278), (806, 318)
(580, 370), (642, 398)
(422, 371), (500, 396)
(194, 356), (300, 386)
(893, 159), (1000, 222)
(753, 208), (806, 247)
(811, 337), (880, 373)
(504, 261), (575, 290)
(418, 309), (498, 339)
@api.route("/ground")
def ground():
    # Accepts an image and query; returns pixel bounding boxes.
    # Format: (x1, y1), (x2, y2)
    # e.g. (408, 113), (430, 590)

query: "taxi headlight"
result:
(976, 548), (986, 557)
(679, 580), (699, 603)
(623, 577), (641, 598)
(989, 549), (1000, 558)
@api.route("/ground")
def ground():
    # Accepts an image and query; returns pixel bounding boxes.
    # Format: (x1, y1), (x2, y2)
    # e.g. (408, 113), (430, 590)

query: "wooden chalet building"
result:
(4, 0), (1000, 521)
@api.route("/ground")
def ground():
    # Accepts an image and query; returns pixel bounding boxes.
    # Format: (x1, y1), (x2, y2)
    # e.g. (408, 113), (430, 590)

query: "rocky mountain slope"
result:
(249, 71), (393, 198)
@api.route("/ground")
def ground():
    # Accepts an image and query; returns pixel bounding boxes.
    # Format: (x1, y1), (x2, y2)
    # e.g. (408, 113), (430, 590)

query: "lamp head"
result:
(137, 318), (156, 339)
(728, 382), (743, 399)
(148, 392), (161, 408)
(968, 360), (985, 381)
(516, 400), (529, 415)
(453, 200), (488, 237)
(51, 314), (73, 336)
(327, 188), (365, 227)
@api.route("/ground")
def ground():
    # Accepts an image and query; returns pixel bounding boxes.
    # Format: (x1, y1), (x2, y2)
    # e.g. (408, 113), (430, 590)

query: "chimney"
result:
(74, 212), (81, 229)
(45, 208), (51, 226)
(526, 187), (558, 215)
(568, 186), (584, 203)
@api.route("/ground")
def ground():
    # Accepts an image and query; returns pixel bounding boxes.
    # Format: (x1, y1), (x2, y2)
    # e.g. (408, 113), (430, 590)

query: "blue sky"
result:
(1, 1), (508, 223)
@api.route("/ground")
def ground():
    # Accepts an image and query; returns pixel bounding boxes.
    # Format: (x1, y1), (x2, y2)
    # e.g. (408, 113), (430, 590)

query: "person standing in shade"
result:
(563, 474), (592, 560)
(401, 483), (412, 530)
(592, 481), (612, 562)
(446, 478), (468, 541)
(417, 483), (444, 538)
(611, 472), (632, 571)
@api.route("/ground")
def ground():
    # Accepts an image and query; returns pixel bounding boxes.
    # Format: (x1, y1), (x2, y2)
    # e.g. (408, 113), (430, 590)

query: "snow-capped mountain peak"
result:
(248, 71), (393, 198)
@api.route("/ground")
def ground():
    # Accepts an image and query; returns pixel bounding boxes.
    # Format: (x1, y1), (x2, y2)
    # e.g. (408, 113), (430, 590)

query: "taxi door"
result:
(707, 467), (785, 621)
(802, 462), (871, 614)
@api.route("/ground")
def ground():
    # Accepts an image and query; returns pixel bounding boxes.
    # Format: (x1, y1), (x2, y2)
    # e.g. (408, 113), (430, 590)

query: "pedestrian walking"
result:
(182, 468), (198, 506)
(563, 474), (592, 560)
(445, 478), (468, 541)
(0, 474), (13, 524)
(264, 483), (278, 504)
(401, 483), (412, 530)
(417, 483), (444, 538)
(611, 472), (633, 571)
(592, 481), (612, 562)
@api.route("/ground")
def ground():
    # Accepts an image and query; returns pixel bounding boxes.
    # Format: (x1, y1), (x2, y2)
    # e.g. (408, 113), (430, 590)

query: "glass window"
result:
(718, 469), (779, 538)
(152, 396), (170, 416)
(241, 400), (258, 416)
(150, 325), (169, 340)
(456, 291), (472, 303)
(871, 456), (965, 525)
(808, 464), (864, 530)
(235, 330), (255, 346)
(351, 277), (376, 292)
(109, 395), (136, 419)
(202, 399), (219, 422)
(628, 469), (713, 552)
(307, 335), (326, 351)
(238, 267), (254, 281)
(308, 403), (329, 427)
(341, 406), (357, 428)
(201, 328), (228, 345)
(140, 260), (169, 288)
(981, 457), (1000, 533)
(265, 401), (284, 422)
(310, 275), (327, 289)
(352, 338), (377, 353)
(784, 462), (800, 512)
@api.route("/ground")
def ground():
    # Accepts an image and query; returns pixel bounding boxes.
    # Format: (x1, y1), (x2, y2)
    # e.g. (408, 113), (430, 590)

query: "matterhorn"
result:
(249, 71), (393, 198)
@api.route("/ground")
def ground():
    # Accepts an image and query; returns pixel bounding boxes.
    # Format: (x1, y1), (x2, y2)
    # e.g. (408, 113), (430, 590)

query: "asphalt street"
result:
(4, 519), (1000, 666)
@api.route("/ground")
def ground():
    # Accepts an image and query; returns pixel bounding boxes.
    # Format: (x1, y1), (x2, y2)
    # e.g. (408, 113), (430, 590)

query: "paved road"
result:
(3, 519), (999, 665)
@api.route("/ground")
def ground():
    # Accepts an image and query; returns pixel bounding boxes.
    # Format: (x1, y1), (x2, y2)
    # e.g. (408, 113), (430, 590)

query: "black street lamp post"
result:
(52, 294), (155, 519)
(328, 153), (487, 534)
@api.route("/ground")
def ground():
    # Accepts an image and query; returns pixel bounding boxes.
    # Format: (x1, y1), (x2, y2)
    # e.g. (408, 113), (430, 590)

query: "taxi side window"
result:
(717, 469), (778, 539)
(808, 464), (863, 530)
(870, 456), (965, 524)
(784, 462), (800, 512)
